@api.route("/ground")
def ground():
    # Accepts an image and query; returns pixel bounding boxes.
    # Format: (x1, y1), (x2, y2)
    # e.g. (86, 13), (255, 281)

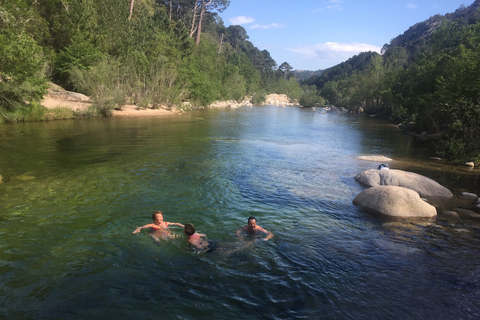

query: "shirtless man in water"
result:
(236, 216), (273, 241)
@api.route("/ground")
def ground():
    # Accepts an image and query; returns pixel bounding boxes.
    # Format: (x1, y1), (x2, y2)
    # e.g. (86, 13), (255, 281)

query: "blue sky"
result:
(218, 0), (474, 71)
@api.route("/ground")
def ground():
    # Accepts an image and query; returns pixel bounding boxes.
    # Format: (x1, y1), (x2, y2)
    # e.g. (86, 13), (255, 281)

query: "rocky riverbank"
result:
(207, 93), (298, 108)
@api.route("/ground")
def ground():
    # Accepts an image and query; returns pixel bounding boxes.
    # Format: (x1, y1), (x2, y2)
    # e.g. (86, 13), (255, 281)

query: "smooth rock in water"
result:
(441, 211), (460, 219)
(459, 192), (479, 201)
(456, 208), (480, 219)
(355, 169), (453, 200)
(353, 186), (437, 219)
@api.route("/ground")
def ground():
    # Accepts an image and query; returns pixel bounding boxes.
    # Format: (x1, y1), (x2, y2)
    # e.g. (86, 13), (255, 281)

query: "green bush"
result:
(251, 91), (266, 105)
(69, 56), (128, 117)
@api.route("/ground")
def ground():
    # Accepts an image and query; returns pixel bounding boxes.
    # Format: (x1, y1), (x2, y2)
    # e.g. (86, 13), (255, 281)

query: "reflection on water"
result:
(0, 106), (479, 319)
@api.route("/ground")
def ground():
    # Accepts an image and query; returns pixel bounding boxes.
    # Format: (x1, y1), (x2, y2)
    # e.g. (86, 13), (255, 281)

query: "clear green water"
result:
(0, 106), (479, 319)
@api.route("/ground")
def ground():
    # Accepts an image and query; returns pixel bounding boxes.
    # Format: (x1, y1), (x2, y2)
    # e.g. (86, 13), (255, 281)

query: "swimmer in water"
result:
(133, 211), (184, 241)
(236, 216), (273, 241)
(183, 223), (217, 254)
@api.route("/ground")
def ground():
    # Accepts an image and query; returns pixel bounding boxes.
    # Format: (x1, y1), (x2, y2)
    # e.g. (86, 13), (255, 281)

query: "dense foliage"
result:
(2, 0), (480, 162)
(303, 1), (480, 162)
(0, 0), (307, 121)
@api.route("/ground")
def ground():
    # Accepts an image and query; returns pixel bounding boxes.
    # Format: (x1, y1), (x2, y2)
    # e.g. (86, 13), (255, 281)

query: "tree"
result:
(0, 6), (47, 111)
(192, 0), (229, 45)
(224, 25), (248, 51)
(278, 62), (293, 79)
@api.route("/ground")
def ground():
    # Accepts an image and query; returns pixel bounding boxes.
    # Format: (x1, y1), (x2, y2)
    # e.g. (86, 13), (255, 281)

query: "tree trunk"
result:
(189, 1), (199, 38)
(218, 33), (224, 53)
(128, 0), (134, 20)
(195, 0), (213, 45)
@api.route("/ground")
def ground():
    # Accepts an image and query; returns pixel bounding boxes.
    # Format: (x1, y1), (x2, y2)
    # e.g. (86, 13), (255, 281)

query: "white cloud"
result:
(327, 0), (344, 11)
(406, 3), (418, 9)
(313, 0), (344, 13)
(285, 42), (382, 68)
(230, 16), (255, 25)
(250, 23), (285, 30)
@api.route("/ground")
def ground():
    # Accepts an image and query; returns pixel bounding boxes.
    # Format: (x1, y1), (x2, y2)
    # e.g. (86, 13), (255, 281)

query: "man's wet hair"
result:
(247, 216), (256, 222)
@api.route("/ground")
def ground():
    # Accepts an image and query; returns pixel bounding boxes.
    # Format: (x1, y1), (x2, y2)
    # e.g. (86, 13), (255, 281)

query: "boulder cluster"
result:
(207, 94), (297, 109)
(352, 165), (480, 221)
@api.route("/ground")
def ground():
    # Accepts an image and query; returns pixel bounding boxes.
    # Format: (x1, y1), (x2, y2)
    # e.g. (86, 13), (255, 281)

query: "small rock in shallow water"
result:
(460, 192), (479, 201)
(442, 211), (460, 219)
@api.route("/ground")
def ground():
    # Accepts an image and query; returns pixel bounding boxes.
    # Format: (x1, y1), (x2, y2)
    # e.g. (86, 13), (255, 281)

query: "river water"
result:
(0, 106), (479, 319)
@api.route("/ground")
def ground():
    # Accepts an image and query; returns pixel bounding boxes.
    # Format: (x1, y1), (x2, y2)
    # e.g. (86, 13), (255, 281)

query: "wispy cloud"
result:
(286, 42), (382, 68)
(229, 16), (283, 30)
(230, 16), (255, 25)
(406, 3), (418, 9)
(250, 23), (285, 30)
(314, 0), (344, 13)
(327, 0), (344, 11)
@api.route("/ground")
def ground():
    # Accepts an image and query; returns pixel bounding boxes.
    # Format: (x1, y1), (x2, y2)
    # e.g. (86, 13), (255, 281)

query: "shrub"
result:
(69, 56), (128, 117)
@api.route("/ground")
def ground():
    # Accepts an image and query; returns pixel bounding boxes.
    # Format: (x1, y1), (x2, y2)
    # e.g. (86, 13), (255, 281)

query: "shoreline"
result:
(40, 84), (297, 118)
(41, 95), (182, 117)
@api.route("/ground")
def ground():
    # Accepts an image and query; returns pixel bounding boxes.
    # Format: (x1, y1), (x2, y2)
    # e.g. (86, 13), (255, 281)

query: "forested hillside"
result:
(304, 0), (480, 162)
(2, 0), (480, 162)
(0, 0), (317, 120)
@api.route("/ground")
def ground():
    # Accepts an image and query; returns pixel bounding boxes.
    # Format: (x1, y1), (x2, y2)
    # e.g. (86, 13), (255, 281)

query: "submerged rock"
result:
(355, 169), (453, 201)
(353, 186), (437, 219)
(13, 174), (36, 181)
(455, 208), (480, 219)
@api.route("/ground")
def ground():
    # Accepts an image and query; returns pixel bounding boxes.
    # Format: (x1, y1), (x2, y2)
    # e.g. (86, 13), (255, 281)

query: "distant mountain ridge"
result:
(300, 0), (480, 87)
(300, 51), (380, 88)
(293, 69), (324, 81)
(383, 0), (480, 57)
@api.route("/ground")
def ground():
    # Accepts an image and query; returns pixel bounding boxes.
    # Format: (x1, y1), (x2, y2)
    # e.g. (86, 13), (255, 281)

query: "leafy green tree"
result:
(278, 62), (293, 80)
(0, 7), (47, 112)
(224, 25), (248, 51)
(299, 85), (325, 107)
(193, 0), (230, 45)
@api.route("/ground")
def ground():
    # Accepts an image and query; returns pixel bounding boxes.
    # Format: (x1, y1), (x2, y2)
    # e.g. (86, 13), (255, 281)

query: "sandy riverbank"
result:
(40, 84), (296, 118)
(41, 87), (181, 117)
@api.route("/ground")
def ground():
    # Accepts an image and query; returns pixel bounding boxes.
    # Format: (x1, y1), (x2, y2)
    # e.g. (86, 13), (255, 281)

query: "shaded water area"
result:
(1, 106), (479, 319)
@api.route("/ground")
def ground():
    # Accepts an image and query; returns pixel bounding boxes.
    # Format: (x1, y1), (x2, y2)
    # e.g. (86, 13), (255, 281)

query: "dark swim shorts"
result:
(204, 240), (218, 253)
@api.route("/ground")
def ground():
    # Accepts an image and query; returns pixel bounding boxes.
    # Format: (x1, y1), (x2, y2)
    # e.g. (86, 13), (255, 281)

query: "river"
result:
(0, 106), (479, 319)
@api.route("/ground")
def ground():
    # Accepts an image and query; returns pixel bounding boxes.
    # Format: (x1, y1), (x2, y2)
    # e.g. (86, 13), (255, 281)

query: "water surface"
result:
(0, 106), (479, 319)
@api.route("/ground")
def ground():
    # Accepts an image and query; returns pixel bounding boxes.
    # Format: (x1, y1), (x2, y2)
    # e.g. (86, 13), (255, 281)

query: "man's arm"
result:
(236, 226), (246, 235)
(258, 226), (273, 241)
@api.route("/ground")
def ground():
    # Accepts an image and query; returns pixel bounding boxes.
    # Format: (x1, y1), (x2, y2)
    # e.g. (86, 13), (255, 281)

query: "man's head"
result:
(247, 216), (257, 229)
